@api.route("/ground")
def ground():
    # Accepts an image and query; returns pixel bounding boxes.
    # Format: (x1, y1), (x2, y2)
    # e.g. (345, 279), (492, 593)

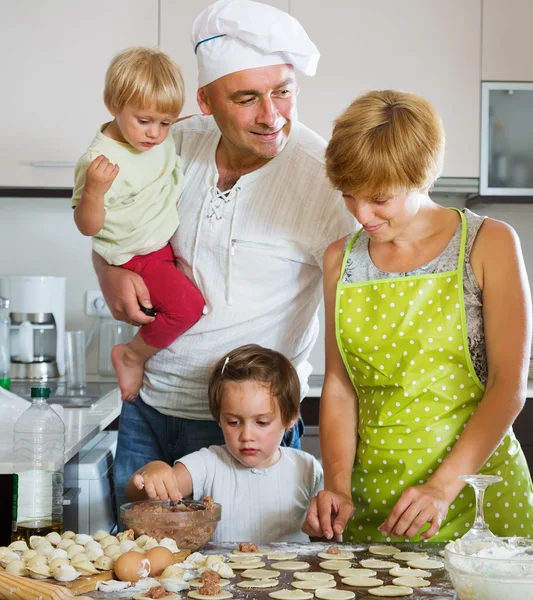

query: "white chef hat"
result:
(192, 0), (320, 87)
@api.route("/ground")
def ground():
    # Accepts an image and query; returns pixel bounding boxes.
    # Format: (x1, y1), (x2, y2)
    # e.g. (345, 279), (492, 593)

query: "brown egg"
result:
(113, 551), (151, 582)
(145, 546), (174, 576)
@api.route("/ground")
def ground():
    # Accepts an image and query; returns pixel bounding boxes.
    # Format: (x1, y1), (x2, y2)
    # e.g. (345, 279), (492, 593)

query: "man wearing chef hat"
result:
(95, 0), (354, 511)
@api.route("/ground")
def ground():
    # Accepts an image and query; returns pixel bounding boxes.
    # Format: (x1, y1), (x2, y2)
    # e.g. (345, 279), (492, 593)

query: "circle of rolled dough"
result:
(359, 559), (397, 570)
(293, 572), (334, 582)
(291, 580), (336, 590)
(241, 569), (281, 579)
(319, 560), (352, 571)
(389, 567), (431, 578)
(314, 589), (355, 600)
(189, 579), (230, 588)
(229, 561), (265, 570)
(392, 552), (427, 562)
(368, 545), (400, 556)
(317, 551), (354, 560)
(392, 576), (430, 588)
(268, 590), (313, 600)
(188, 591), (233, 600)
(338, 567), (376, 578)
(270, 561), (310, 571)
(267, 553), (298, 561)
(406, 558), (443, 570)
(237, 579), (280, 589)
(368, 585), (413, 597)
(341, 576), (383, 588)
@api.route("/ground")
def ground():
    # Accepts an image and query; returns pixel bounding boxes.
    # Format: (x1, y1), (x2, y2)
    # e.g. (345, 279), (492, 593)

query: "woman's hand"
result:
(379, 482), (451, 540)
(131, 461), (182, 503)
(302, 490), (355, 541)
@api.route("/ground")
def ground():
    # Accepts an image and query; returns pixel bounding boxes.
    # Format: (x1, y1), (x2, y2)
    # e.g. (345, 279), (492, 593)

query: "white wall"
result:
(2, 194), (533, 375)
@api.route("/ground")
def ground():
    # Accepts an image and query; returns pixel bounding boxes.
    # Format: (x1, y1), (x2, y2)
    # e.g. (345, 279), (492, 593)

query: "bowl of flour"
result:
(444, 537), (533, 600)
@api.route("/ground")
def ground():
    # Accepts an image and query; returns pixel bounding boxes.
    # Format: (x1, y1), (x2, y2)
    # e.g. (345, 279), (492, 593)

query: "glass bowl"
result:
(444, 537), (533, 600)
(120, 499), (221, 551)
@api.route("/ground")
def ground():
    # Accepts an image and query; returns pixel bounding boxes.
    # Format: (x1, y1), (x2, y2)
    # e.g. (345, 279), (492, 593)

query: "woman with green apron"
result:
(303, 90), (533, 542)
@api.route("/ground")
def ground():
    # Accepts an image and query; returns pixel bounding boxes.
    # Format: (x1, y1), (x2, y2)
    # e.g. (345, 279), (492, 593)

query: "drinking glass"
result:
(458, 474), (503, 542)
(64, 331), (86, 389)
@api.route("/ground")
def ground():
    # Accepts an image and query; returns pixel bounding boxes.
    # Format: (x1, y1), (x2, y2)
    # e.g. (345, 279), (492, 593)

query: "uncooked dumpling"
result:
(338, 567), (376, 578)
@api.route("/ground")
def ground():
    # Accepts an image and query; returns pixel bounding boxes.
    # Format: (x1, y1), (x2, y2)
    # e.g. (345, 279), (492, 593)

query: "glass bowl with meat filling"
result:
(120, 498), (221, 551)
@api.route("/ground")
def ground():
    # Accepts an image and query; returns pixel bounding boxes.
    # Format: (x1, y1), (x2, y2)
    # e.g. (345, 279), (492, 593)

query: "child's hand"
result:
(132, 461), (183, 503)
(85, 155), (119, 196)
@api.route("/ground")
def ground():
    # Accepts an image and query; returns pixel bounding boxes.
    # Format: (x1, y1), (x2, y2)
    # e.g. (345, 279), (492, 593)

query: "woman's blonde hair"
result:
(208, 344), (300, 427)
(325, 90), (445, 198)
(104, 47), (184, 116)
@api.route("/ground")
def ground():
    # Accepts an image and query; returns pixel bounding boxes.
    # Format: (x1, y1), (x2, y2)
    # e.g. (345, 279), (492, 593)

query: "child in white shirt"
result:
(126, 344), (323, 542)
(72, 47), (204, 403)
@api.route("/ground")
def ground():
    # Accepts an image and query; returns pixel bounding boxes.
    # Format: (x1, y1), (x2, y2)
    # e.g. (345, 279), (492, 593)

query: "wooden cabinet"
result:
(0, 1), (158, 189)
(159, 0), (289, 117)
(291, 0), (482, 178)
(482, 0), (533, 82)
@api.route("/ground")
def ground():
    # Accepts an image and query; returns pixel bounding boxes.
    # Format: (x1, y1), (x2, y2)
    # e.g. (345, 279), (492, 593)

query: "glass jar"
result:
(0, 296), (11, 389)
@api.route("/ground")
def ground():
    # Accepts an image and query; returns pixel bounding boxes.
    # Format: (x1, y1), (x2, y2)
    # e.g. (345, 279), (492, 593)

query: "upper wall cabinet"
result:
(0, 1), (158, 189)
(482, 0), (533, 82)
(159, 0), (289, 117)
(291, 0), (482, 179)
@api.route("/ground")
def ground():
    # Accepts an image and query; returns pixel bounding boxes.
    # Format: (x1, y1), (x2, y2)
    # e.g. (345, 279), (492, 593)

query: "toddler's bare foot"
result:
(111, 343), (144, 402)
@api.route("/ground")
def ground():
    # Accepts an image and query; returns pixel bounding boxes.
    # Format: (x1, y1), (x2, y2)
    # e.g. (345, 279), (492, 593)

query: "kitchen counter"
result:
(63, 386), (121, 462)
(0, 383), (121, 472)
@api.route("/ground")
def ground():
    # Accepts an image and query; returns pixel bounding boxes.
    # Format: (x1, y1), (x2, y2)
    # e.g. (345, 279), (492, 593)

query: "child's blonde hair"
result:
(104, 47), (184, 116)
(325, 90), (445, 199)
(208, 344), (300, 428)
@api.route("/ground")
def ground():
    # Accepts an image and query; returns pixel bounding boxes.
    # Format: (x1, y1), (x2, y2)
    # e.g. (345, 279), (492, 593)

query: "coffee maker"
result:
(0, 276), (66, 380)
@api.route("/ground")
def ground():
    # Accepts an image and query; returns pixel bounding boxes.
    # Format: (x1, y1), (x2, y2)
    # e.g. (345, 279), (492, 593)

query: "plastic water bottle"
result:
(0, 296), (10, 390)
(12, 387), (65, 542)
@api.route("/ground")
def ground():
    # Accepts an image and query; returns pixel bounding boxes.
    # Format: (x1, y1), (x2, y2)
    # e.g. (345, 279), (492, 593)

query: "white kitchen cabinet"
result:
(0, 1), (158, 189)
(159, 0), (289, 117)
(482, 0), (533, 82)
(291, 0), (482, 179)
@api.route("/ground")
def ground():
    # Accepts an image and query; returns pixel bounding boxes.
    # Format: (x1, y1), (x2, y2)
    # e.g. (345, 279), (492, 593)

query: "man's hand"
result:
(132, 461), (182, 503)
(302, 490), (354, 541)
(93, 252), (155, 327)
(379, 482), (451, 540)
(85, 155), (119, 196)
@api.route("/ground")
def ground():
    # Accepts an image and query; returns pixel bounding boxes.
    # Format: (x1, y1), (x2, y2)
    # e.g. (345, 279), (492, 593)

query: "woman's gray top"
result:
(342, 208), (488, 385)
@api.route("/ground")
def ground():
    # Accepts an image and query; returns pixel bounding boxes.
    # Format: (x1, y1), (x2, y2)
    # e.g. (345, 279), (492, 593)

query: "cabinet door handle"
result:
(30, 162), (76, 168)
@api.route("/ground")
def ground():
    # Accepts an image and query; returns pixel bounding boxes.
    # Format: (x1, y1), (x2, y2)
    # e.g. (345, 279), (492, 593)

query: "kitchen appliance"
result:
(0, 276), (66, 380)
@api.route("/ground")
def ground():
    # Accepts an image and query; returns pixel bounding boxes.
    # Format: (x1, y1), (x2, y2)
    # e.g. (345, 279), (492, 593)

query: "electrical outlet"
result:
(85, 290), (113, 318)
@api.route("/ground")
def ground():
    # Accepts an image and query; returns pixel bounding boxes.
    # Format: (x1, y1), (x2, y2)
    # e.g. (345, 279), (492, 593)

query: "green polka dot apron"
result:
(336, 209), (533, 542)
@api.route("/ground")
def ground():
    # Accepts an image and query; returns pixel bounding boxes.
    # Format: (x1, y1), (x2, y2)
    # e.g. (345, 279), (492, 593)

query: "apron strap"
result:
(340, 230), (362, 280)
